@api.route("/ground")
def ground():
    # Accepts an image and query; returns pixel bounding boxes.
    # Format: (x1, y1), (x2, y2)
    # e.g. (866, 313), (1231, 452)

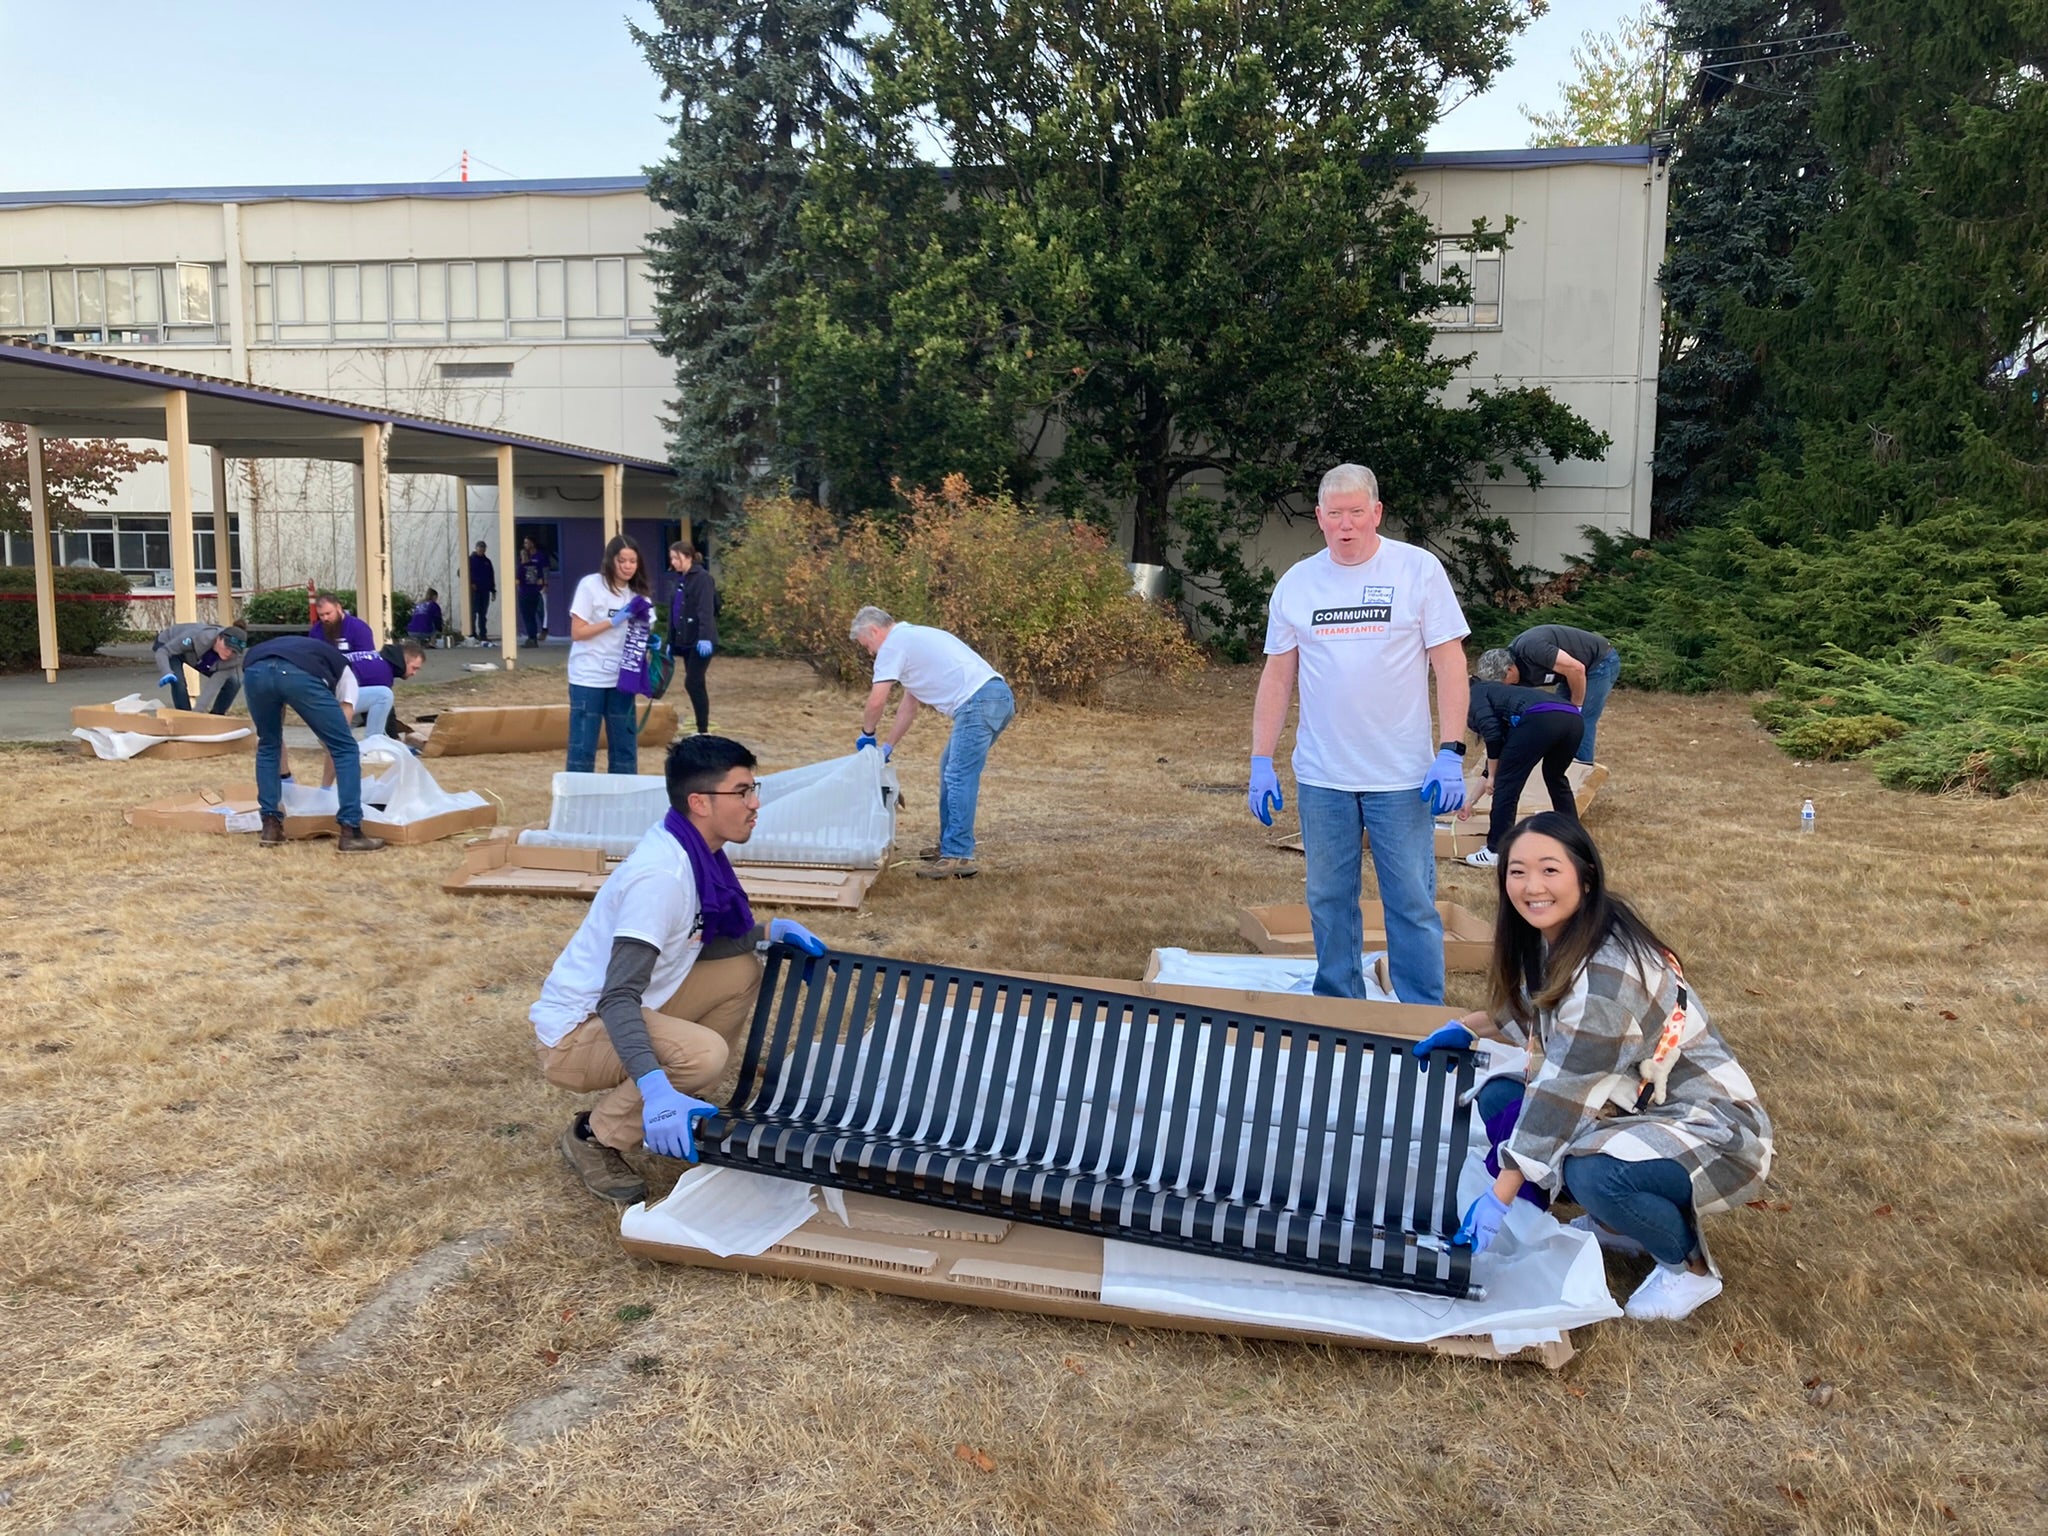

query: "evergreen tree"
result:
(1652, 0), (1845, 531)
(634, 0), (868, 531)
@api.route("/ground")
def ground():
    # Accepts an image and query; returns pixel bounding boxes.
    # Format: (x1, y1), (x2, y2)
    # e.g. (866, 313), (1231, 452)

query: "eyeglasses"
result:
(698, 783), (762, 804)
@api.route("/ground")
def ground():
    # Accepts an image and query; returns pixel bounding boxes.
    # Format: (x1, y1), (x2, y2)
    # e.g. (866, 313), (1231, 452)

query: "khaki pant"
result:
(538, 952), (763, 1152)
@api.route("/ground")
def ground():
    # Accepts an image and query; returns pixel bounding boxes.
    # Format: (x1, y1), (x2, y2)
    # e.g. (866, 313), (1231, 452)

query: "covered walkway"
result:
(0, 338), (673, 683)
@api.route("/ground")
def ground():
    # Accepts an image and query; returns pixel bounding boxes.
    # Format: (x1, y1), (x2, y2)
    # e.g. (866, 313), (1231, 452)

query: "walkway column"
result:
(26, 427), (58, 684)
(453, 477), (472, 640)
(360, 422), (391, 646)
(601, 462), (623, 544)
(496, 445), (517, 670)
(210, 448), (234, 623)
(164, 390), (197, 624)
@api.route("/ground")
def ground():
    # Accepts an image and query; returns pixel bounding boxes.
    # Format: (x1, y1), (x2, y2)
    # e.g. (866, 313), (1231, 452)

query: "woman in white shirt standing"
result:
(566, 535), (654, 774)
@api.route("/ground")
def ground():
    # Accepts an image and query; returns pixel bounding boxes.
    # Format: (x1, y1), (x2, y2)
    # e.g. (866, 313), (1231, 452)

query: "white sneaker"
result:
(1624, 1263), (1723, 1321)
(1568, 1213), (1648, 1257)
(1464, 847), (1499, 868)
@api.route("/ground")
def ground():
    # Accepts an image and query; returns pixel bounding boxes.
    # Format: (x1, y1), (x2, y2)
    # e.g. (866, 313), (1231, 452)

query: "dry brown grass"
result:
(0, 660), (2043, 1534)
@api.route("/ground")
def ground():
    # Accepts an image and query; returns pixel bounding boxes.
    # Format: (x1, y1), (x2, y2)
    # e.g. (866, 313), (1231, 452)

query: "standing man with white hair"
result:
(1248, 464), (1471, 1006)
(849, 606), (1016, 880)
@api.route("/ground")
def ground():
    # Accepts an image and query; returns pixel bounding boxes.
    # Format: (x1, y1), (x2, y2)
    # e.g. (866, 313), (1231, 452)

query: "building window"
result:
(0, 264), (224, 344)
(6, 514), (241, 585)
(238, 255), (660, 345)
(1423, 238), (1503, 330)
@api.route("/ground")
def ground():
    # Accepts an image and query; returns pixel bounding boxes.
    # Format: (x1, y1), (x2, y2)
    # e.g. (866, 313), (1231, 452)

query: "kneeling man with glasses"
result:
(530, 734), (828, 1204)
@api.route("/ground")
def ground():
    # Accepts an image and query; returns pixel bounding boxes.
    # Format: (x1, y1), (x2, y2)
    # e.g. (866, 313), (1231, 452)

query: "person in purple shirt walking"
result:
(468, 540), (496, 643)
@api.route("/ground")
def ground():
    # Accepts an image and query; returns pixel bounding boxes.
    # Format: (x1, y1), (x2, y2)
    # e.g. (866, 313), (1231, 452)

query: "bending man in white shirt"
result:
(850, 606), (1017, 881)
(1247, 464), (1471, 1006)
(531, 733), (828, 1205)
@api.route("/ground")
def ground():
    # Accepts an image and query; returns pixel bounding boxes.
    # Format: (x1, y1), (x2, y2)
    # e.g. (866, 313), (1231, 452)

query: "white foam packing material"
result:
(621, 1165), (820, 1256)
(276, 734), (489, 823)
(73, 725), (251, 760)
(519, 750), (899, 866)
(1150, 948), (1397, 1002)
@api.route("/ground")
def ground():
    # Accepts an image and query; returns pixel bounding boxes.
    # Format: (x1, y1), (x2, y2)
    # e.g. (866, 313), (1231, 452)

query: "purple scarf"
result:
(663, 808), (754, 943)
(616, 607), (653, 697)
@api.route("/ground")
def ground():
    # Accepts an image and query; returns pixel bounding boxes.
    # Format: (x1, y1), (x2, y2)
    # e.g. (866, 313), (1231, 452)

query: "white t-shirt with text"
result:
(566, 574), (635, 688)
(871, 622), (1000, 717)
(1263, 540), (1470, 792)
(530, 822), (704, 1046)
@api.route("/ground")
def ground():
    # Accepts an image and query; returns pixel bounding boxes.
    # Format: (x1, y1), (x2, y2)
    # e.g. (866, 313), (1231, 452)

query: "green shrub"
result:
(1755, 603), (2048, 794)
(722, 476), (1202, 700)
(0, 565), (132, 663)
(242, 586), (413, 635)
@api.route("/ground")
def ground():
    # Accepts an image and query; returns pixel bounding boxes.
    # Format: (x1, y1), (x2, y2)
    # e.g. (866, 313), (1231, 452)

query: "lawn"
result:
(1, 659), (2043, 1534)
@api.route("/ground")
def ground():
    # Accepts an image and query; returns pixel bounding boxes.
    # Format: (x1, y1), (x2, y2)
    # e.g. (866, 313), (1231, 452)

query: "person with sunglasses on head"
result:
(532, 734), (829, 1204)
(1411, 812), (1773, 1321)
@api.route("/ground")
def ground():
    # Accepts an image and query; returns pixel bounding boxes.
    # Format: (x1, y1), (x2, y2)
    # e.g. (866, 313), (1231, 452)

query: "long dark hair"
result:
(600, 534), (651, 597)
(1486, 812), (1677, 1027)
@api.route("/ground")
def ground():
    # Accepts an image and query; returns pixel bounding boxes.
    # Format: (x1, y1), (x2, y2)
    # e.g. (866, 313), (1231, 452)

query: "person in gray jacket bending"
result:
(151, 622), (247, 714)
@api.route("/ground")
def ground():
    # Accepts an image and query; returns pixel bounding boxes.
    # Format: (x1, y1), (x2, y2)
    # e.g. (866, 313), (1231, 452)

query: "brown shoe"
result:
(335, 825), (386, 853)
(916, 857), (979, 880)
(558, 1117), (647, 1204)
(259, 815), (286, 847)
(917, 844), (942, 861)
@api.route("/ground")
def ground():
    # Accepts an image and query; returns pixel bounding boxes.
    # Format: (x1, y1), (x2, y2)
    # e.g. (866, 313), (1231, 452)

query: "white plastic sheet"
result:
(275, 734), (489, 823)
(520, 751), (899, 865)
(620, 1165), (821, 1256)
(72, 725), (252, 760)
(1149, 948), (1397, 1003)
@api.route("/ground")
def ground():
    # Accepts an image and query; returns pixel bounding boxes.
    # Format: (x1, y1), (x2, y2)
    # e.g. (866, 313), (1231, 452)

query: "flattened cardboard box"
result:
(622, 973), (1565, 1366)
(442, 828), (880, 908)
(1237, 900), (1494, 972)
(417, 702), (678, 758)
(71, 703), (248, 739)
(621, 1191), (1568, 1368)
(127, 783), (497, 845)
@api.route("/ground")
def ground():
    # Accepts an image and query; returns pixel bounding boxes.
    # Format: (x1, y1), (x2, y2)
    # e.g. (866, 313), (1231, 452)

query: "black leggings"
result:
(681, 645), (712, 734)
(1488, 710), (1585, 851)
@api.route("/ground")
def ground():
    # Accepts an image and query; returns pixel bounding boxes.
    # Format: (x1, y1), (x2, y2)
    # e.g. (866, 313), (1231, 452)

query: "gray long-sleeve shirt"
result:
(152, 623), (243, 712)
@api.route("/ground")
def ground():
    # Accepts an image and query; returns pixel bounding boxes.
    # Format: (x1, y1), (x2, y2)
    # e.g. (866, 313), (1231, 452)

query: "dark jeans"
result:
(167, 674), (239, 715)
(1474, 1078), (1698, 1266)
(680, 645), (712, 734)
(245, 658), (363, 827)
(471, 591), (492, 640)
(567, 682), (640, 774)
(517, 588), (545, 647)
(1487, 709), (1584, 851)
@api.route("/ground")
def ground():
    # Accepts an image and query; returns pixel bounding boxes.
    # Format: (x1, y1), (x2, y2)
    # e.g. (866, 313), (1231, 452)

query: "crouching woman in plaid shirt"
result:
(1412, 811), (1773, 1321)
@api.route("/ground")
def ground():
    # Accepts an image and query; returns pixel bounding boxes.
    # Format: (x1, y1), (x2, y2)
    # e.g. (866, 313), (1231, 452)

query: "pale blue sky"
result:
(0, 0), (1637, 193)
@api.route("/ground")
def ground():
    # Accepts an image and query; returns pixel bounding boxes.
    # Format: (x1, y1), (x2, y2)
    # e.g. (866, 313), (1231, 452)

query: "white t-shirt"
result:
(871, 623), (1000, 717)
(1263, 540), (1469, 792)
(566, 574), (635, 688)
(530, 822), (704, 1046)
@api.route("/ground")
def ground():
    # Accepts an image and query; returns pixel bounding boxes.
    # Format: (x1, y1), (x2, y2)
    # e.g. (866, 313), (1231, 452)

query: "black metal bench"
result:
(699, 945), (1481, 1298)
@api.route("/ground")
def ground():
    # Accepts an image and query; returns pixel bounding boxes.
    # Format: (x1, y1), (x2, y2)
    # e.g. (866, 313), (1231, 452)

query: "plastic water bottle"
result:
(1800, 799), (1816, 834)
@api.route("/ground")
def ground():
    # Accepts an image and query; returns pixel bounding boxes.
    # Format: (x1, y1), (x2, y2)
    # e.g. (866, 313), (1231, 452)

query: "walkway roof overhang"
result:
(0, 338), (674, 492)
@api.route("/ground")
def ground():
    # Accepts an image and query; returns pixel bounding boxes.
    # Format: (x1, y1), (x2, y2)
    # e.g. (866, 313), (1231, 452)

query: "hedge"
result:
(243, 586), (415, 635)
(0, 565), (133, 664)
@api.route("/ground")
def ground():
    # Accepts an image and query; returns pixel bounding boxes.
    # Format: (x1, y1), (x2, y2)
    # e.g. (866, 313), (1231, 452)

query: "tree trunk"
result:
(1130, 406), (1172, 565)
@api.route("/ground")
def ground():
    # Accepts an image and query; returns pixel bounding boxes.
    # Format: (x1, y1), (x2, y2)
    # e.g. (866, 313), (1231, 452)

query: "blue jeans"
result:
(245, 658), (363, 827)
(357, 685), (394, 738)
(165, 673), (239, 715)
(567, 682), (640, 774)
(1296, 782), (1445, 1006)
(1576, 649), (1621, 764)
(938, 678), (1015, 859)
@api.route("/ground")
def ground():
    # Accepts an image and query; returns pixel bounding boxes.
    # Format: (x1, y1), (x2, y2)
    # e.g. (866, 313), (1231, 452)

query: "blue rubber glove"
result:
(158, 672), (177, 688)
(881, 742), (893, 762)
(636, 1070), (716, 1161)
(1411, 1020), (1475, 1063)
(855, 732), (878, 752)
(695, 639), (713, 658)
(1456, 1189), (1511, 1254)
(1419, 747), (1468, 814)
(767, 917), (827, 956)
(1247, 755), (1283, 826)
(609, 605), (634, 629)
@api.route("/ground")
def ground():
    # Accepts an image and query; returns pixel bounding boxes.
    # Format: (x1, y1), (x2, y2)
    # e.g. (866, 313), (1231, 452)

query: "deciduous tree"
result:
(0, 425), (162, 537)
